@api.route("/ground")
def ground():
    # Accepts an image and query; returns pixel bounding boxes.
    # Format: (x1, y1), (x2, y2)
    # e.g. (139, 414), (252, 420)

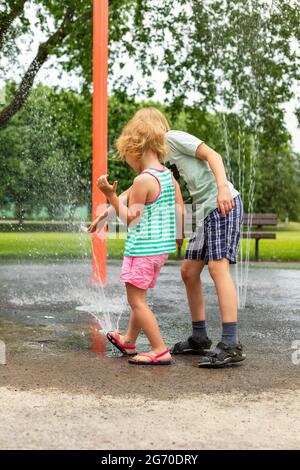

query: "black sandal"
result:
(170, 336), (212, 355)
(198, 342), (246, 368)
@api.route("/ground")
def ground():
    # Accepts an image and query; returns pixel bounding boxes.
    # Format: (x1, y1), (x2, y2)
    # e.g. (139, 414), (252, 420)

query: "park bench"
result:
(177, 212), (278, 260)
(113, 212), (278, 261)
(241, 213), (277, 261)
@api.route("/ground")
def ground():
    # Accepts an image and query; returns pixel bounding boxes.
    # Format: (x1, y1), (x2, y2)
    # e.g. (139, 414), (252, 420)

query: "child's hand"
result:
(87, 209), (109, 233)
(217, 184), (235, 215)
(97, 175), (118, 198)
(87, 218), (99, 233)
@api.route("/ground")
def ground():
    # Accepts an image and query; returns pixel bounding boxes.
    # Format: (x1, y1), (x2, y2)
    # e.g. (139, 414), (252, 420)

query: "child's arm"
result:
(172, 176), (185, 246)
(196, 143), (234, 216)
(87, 185), (132, 233)
(87, 209), (109, 233)
(97, 174), (153, 227)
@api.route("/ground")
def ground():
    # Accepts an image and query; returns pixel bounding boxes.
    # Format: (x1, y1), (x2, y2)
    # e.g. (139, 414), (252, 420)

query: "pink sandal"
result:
(128, 349), (172, 366)
(106, 331), (136, 356)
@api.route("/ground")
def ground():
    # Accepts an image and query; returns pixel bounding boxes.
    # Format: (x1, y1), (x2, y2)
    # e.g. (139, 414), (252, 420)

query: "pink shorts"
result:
(120, 254), (169, 290)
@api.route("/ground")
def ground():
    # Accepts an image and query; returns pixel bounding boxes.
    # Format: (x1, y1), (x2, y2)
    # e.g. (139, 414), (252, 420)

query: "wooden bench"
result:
(241, 213), (277, 261)
(177, 212), (278, 260)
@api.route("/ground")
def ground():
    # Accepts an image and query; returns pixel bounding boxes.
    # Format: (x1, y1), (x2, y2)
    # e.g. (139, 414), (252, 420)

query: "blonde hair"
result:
(115, 107), (171, 162)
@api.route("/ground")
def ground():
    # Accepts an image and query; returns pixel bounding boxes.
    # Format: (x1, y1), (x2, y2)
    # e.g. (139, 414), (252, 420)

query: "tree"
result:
(1, 0), (300, 130)
(0, 83), (92, 222)
(1, 85), (299, 220)
(0, 0), (94, 126)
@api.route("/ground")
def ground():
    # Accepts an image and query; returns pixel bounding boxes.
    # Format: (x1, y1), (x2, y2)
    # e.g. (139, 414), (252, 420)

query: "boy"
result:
(165, 128), (245, 367)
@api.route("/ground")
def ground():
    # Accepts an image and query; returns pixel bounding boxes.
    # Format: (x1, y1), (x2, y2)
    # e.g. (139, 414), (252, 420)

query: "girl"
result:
(95, 114), (184, 365)
(135, 108), (244, 367)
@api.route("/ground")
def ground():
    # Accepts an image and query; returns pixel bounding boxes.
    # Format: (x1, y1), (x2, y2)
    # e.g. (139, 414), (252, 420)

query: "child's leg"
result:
(170, 259), (212, 354)
(181, 259), (206, 321)
(108, 310), (140, 354)
(198, 258), (246, 367)
(208, 258), (238, 343)
(126, 283), (169, 354)
(208, 258), (237, 322)
(124, 309), (141, 344)
(197, 196), (246, 367)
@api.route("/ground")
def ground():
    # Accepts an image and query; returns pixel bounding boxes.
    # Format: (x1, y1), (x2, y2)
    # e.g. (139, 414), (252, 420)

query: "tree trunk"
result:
(0, 6), (75, 127)
(16, 204), (25, 227)
(0, 0), (28, 51)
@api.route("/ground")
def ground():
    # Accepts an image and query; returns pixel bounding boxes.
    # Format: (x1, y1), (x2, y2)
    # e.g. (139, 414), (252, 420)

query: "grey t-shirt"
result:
(166, 130), (239, 220)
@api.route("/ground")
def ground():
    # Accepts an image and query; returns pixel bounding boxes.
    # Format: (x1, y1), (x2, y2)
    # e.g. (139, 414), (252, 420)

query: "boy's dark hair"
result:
(168, 163), (180, 180)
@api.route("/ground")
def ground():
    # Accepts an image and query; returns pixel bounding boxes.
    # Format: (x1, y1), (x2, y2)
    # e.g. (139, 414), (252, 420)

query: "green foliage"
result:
(1, 85), (299, 220)
(1, 1), (300, 221)
(0, 83), (92, 221)
(255, 145), (300, 220)
(1, 227), (300, 261)
(2, 1), (300, 125)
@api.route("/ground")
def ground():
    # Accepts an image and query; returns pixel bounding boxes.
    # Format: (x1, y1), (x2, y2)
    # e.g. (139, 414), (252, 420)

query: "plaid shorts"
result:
(184, 195), (243, 264)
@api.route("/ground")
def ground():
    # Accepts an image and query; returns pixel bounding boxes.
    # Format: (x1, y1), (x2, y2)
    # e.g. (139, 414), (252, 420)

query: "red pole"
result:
(92, 0), (108, 285)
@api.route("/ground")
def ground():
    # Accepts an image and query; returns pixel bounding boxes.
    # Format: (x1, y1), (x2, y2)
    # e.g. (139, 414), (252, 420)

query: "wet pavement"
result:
(1, 260), (300, 449)
(0, 260), (300, 398)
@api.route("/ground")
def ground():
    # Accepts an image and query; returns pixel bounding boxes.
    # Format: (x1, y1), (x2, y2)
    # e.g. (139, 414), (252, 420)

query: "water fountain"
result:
(222, 111), (259, 309)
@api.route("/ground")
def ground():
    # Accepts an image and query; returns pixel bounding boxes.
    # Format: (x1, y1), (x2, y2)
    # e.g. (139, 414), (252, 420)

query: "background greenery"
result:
(1, 222), (300, 261)
(1, 1), (300, 262)
(1, 84), (299, 222)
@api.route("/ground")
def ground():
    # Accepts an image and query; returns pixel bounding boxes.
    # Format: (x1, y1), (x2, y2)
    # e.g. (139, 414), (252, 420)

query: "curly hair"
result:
(115, 107), (171, 162)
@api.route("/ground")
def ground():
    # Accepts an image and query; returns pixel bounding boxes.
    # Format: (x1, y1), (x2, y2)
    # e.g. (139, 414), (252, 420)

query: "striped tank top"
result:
(124, 167), (177, 257)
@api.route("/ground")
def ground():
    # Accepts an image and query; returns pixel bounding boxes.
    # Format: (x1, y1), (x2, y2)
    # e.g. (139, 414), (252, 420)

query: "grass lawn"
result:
(0, 232), (124, 260)
(0, 223), (299, 261)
